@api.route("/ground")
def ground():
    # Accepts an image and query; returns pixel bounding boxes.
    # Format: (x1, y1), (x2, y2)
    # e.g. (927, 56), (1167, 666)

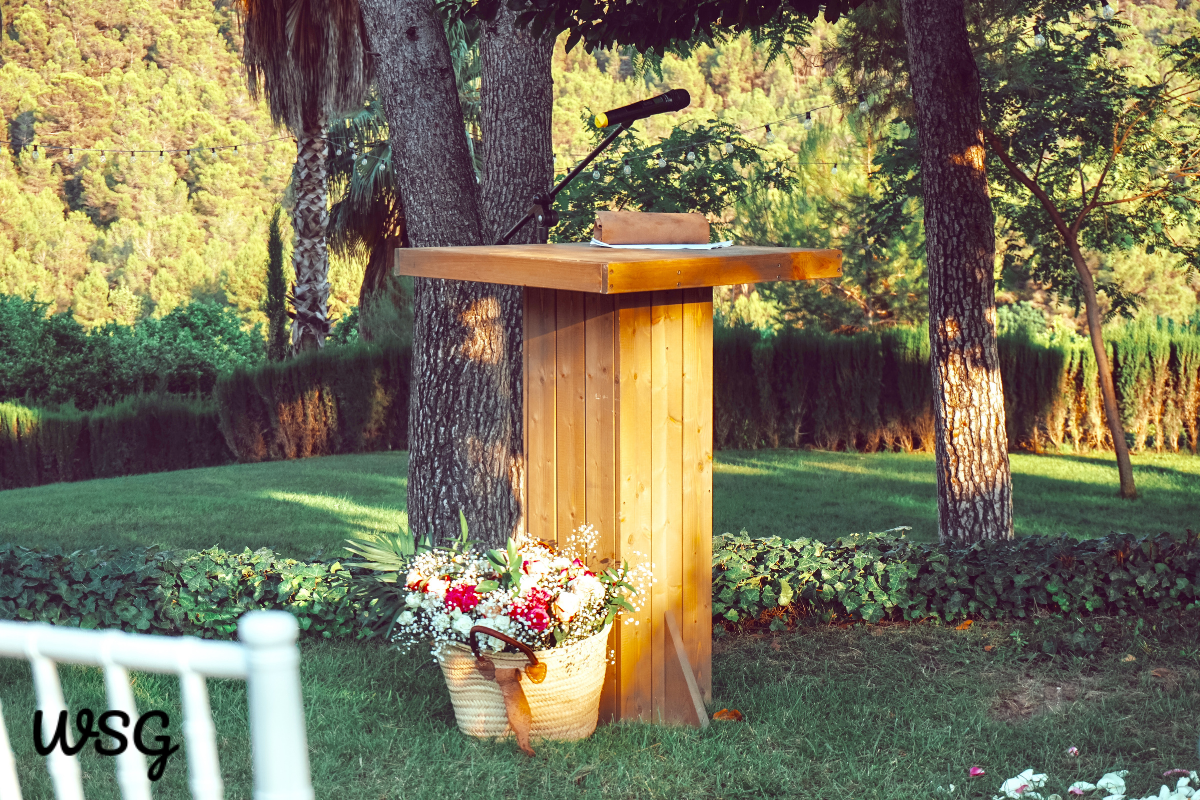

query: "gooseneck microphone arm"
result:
(495, 121), (632, 246)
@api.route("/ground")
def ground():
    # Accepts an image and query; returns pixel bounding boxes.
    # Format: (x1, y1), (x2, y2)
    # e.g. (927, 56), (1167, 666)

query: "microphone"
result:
(593, 89), (691, 129)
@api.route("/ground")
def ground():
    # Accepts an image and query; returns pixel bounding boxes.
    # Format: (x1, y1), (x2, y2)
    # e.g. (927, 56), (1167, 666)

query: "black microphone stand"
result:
(495, 121), (632, 246)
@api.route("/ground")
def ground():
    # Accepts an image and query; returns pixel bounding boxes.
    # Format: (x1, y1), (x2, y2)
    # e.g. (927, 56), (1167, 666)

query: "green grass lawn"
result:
(2, 615), (1197, 799)
(2, 451), (1199, 798)
(0, 449), (1196, 553)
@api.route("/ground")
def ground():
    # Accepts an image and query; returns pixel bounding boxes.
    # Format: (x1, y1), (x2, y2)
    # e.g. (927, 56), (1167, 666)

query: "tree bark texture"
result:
(290, 110), (332, 354)
(1068, 243), (1138, 497)
(900, 0), (1014, 544)
(359, 0), (526, 546)
(480, 3), (555, 540)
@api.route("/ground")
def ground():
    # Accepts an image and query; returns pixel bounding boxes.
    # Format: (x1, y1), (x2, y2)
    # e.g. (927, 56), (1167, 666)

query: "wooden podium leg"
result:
(662, 611), (709, 728)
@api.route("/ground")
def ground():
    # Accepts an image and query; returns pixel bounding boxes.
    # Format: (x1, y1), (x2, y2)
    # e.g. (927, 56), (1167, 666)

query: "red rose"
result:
(444, 584), (480, 613)
(523, 606), (551, 632)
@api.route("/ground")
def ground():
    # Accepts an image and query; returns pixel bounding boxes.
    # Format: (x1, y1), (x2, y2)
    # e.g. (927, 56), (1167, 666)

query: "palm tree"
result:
(237, 0), (373, 352)
(326, 102), (408, 342)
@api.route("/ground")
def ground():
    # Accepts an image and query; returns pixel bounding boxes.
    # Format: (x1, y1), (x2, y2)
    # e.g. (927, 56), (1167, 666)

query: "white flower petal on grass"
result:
(998, 770), (1048, 800)
(1097, 772), (1130, 797)
(1070, 782), (1098, 795)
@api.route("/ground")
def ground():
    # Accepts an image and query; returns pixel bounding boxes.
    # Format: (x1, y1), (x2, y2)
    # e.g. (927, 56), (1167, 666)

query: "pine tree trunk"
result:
(290, 109), (332, 354)
(1068, 241), (1138, 498)
(359, 0), (524, 546)
(900, 0), (1014, 544)
(479, 3), (555, 540)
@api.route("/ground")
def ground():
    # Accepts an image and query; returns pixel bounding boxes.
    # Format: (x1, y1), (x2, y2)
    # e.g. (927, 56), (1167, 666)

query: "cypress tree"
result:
(263, 207), (290, 361)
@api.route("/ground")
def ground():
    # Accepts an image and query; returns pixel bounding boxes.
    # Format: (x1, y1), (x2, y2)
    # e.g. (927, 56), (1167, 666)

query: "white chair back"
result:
(0, 610), (313, 800)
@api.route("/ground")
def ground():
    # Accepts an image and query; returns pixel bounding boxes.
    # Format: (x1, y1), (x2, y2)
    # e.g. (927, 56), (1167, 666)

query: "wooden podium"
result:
(395, 243), (841, 724)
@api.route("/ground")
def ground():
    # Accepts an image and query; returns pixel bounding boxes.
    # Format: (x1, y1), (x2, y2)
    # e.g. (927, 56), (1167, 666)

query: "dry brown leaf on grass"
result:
(984, 645), (995, 652)
(956, 620), (974, 630)
(1123, 654), (1137, 662)
(713, 708), (744, 721)
(1151, 668), (1181, 690)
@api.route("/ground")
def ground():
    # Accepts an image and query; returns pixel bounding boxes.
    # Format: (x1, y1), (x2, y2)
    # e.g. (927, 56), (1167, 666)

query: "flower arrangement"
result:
(350, 519), (653, 659)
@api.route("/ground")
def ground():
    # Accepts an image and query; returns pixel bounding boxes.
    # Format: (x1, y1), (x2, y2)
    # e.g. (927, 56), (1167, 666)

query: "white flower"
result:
(405, 569), (422, 586)
(432, 613), (450, 631)
(571, 574), (604, 605)
(1070, 782), (1098, 795)
(519, 574), (541, 596)
(396, 611), (414, 626)
(404, 592), (422, 608)
(426, 579), (449, 597)
(552, 591), (581, 622)
(452, 614), (474, 636)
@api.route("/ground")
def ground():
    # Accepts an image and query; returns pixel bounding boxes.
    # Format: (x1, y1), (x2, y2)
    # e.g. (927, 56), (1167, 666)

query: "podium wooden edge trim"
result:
(392, 244), (841, 294)
(663, 610), (709, 728)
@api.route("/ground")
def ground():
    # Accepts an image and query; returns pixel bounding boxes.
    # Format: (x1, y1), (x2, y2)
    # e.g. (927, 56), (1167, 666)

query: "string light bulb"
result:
(1102, 1), (1115, 19)
(233, 145), (238, 155)
(100, 153), (106, 163)
(129, 151), (135, 161)
(210, 147), (216, 156)
(336, 147), (343, 156)
(765, 124), (775, 143)
(804, 111), (813, 130)
(858, 93), (869, 113)
(32, 145), (39, 160)
(1033, 23), (1046, 48)
(622, 159), (631, 177)
(159, 151), (164, 162)
(657, 155), (666, 168)
(686, 150), (696, 162)
(68, 149), (75, 162)
(723, 136), (734, 155)
(592, 169), (601, 180)
(831, 163), (838, 175)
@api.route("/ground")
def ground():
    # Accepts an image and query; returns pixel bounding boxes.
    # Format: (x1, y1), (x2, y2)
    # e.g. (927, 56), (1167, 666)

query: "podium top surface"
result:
(392, 243), (841, 294)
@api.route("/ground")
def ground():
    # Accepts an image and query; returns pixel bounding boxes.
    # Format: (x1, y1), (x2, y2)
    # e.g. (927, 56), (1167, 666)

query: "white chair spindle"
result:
(178, 667), (223, 800)
(0, 696), (24, 800)
(239, 612), (313, 800)
(27, 648), (85, 800)
(99, 634), (152, 800)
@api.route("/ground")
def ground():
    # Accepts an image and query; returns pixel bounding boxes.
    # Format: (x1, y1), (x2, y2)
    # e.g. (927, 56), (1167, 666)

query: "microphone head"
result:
(663, 88), (691, 112)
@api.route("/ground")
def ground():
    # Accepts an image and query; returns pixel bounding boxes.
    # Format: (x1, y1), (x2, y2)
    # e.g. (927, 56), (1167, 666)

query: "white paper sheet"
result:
(588, 238), (733, 250)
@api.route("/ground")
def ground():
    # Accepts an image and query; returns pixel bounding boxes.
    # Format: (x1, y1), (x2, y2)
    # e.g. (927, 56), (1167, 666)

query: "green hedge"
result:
(714, 321), (1200, 453)
(6, 531), (1198, 641)
(0, 397), (231, 489)
(714, 529), (1200, 630)
(0, 544), (366, 639)
(214, 342), (410, 462)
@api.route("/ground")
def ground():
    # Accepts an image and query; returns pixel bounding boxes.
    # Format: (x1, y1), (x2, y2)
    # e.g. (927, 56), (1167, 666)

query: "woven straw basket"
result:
(438, 623), (612, 742)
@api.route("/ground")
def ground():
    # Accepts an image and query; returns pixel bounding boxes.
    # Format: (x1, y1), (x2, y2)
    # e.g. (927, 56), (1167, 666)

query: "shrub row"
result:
(214, 342), (410, 463)
(714, 529), (1200, 630)
(5, 530), (1197, 641)
(0, 398), (231, 489)
(714, 321), (1200, 453)
(0, 544), (367, 639)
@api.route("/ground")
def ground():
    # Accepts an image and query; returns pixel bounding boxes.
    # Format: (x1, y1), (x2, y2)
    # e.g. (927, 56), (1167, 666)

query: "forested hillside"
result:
(1, 0), (1197, 335)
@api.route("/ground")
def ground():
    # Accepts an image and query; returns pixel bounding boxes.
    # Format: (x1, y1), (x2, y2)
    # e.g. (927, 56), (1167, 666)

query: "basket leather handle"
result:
(468, 626), (546, 683)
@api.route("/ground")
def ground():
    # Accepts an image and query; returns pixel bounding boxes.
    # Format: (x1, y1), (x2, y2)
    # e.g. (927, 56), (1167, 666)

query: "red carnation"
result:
(522, 606), (551, 632)
(444, 584), (480, 613)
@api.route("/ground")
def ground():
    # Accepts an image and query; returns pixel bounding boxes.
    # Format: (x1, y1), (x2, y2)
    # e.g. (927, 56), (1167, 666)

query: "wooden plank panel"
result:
(651, 290), (684, 721)
(524, 288), (556, 542)
(617, 292), (654, 721)
(584, 293), (619, 721)
(681, 287), (702, 699)
(555, 291), (587, 545)
(394, 244), (842, 294)
(697, 288), (714, 700)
